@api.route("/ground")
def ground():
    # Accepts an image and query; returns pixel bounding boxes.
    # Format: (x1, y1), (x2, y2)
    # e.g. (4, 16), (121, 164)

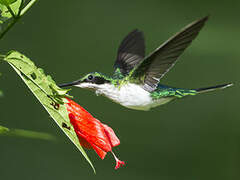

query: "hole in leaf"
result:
(30, 72), (37, 80)
(62, 122), (71, 130)
(50, 102), (60, 110)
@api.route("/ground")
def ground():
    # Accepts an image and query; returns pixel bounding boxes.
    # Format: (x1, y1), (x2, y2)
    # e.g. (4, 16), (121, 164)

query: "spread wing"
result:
(114, 29), (145, 76)
(130, 16), (209, 92)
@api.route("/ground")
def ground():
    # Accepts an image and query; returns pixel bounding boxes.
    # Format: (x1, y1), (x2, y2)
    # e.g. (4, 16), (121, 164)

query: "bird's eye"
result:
(87, 75), (93, 80)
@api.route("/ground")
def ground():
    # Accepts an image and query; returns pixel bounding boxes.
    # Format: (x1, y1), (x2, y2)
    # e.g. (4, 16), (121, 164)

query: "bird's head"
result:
(59, 72), (111, 90)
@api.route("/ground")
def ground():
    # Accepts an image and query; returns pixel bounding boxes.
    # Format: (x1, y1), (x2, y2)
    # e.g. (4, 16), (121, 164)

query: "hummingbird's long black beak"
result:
(58, 80), (81, 88)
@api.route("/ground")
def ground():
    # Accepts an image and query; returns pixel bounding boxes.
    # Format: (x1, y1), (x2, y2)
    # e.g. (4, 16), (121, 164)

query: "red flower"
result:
(65, 98), (125, 169)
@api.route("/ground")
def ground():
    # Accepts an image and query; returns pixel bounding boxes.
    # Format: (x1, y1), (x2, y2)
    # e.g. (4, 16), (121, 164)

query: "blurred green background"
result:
(0, 0), (240, 179)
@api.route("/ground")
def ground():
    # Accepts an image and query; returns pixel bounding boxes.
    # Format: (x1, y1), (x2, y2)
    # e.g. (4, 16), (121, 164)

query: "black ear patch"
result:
(82, 75), (110, 84)
(93, 76), (110, 84)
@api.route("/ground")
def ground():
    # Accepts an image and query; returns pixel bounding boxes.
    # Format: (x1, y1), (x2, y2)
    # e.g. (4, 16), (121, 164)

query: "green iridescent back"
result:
(150, 84), (197, 99)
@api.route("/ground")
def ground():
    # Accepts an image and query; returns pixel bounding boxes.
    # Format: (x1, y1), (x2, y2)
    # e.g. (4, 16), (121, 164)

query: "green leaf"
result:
(0, 125), (9, 133)
(0, 125), (55, 140)
(0, 0), (17, 6)
(0, 0), (22, 19)
(0, 90), (3, 97)
(3, 51), (95, 173)
(0, 72), (3, 96)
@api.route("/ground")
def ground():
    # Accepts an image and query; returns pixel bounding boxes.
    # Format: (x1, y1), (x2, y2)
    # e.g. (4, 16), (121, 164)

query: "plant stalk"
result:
(0, 0), (38, 40)
(20, 0), (38, 16)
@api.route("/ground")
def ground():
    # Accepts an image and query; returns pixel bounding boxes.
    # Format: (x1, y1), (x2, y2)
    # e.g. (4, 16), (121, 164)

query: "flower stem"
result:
(0, 0), (38, 40)
(0, 18), (18, 40)
(20, 0), (38, 16)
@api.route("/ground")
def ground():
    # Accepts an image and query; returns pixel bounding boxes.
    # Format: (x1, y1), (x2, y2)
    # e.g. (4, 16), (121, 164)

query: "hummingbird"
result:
(59, 16), (232, 111)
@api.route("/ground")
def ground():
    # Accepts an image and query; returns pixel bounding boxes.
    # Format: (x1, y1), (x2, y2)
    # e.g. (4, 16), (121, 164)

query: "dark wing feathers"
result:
(114, 29), (145, 75)
(131, 16), (209, 92)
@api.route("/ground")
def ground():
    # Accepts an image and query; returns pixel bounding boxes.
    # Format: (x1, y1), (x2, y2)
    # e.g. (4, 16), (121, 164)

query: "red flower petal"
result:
(65, 98), (124, 167)
(70, 115), (112, 152)
(91, 143), (107, 160)
(102, 124), (120, 147)
(77, 135), (92, 149)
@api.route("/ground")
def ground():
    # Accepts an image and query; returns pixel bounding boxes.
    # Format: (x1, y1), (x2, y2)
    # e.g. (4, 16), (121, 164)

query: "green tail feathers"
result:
(151, 83), (233, 100)
(195, 83), (233, 93)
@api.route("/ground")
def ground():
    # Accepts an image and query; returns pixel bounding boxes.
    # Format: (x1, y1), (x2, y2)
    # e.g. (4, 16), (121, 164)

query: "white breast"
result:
(95, 83), (172, 111)
(76, 82), (172, 111)
(98, 83), (151, 107)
